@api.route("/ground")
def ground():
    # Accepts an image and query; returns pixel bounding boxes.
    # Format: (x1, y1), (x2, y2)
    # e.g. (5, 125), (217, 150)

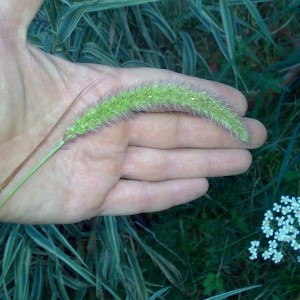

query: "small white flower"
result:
(262, 250), (272, 260)
(286, 215), (295, 225)
(272, 250), (283, 264)
(263, 227), (274, 238)
(291, 198), (300, 208)
(282, 205), (292, 215)
(281, 196), (290, 205)
(251, 240), (260, 247)
(291, 240), (300, 251)
(265, 210), (274, 219)
(275, 216), (285, 226)
(274, 230), (284, 242)
(268, 240), (278, 249)
(273, 203), (281, 213)
(262, 218), (271, 227)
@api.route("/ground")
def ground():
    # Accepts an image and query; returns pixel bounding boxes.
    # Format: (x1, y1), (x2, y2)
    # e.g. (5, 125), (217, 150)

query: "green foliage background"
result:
(1, 0), (299, 299)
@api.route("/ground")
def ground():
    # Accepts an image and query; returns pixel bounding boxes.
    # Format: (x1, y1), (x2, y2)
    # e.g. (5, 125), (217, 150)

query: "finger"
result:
(120, 68), (248, 114)
(99, 178), (209, 215)
(128, 114), (267, 149)
(122, 147), (252, 181)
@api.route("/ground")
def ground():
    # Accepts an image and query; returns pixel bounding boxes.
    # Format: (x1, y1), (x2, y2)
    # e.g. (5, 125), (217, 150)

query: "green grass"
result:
(1, 0), (299, 299)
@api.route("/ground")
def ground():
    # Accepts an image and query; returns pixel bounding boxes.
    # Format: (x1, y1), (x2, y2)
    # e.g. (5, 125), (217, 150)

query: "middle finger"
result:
(127, 113), (265, 149)
(121, 146), (252, 181)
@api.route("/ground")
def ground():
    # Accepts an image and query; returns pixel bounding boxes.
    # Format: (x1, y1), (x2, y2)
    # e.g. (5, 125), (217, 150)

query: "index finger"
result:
(119, 68), (249, 115)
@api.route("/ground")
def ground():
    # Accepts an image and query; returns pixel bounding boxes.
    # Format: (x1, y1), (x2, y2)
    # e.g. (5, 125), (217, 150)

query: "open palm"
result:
(0, 0), (267, 224)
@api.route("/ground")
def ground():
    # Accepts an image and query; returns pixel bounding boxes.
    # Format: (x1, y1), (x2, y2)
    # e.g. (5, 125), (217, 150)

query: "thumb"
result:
(0, 0), (44, 40)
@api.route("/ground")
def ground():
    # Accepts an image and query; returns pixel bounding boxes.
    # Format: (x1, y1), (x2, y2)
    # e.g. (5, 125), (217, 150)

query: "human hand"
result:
(0, 0), (267, 224)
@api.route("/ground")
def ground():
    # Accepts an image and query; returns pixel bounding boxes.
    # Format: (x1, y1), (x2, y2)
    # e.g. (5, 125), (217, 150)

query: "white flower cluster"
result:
(249, 195), (300, 264)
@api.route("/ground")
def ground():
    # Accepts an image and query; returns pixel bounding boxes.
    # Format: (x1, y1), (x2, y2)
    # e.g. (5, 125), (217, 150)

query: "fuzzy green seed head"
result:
(65, 84), (249, 143)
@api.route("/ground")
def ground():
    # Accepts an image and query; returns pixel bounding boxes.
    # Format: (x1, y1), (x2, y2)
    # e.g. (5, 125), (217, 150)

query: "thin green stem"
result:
(0, 140), (65, 209)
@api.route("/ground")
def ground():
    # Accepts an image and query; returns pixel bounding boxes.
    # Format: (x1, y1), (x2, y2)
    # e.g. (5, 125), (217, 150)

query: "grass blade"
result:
(103, 217), (121, 268)
(204, 285), (262, 299)
(141, 4), (176, 42)
(125, 248), (148, 299)
(15, 241), (31, 300)
(180, 31), (197, 75)
(57, 0), (159, 42)
(149, 286), (171, 300)
(242, 0), (275, 45)
(0, 225), (23, 285)
(25, 226), (95, 285)
(47, 225), (87, 267)
(274, 123), (300, 196)
(81, 42), (119, 65)
(29, 264), (44, 300)
(219, 0), (240, 82)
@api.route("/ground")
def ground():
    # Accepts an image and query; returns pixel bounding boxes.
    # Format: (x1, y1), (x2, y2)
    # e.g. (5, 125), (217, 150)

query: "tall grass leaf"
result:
(61, 274), (90, 290)
(122, 60), (154, 67)
(125, 248), (148, 299)
(56, 264), (71, 300)
(74, 289), (88, 300)
(29, 264), (44, 300)
(82, 14), (111, 53)
(191, 3), (229, 61)
(274, 123), (300, 196)
(71, 28), (87, 61)
(57, 0), (159, 42)
(287, 0), (300, 10)
(97, 280), (123, 300)
(242, 0), (275, 45)
(0, 224), (14, 245)
(98, 248), (110, 280)
(228, 0), (271, 3)
(0, 225), (23, 285)
(180, 31), (196, 75)
(273, 86), (291, 136)
(47, 225), (87, 267)
(47, 258), (62, 297)
(248, 72), (283, 94)
(15, 243), (31, 300)
(25, 226), (95, 285)
(219, 0), (235, 61)
(195, 0), (203, 12)
(142, 49), (168, 68)
(149, 286), (171, 300)
(190, 3), (223, 32)
(204, 285), (262, 299)
(196, 53), (214, 78)
(81, 42), (119, 66)
(141, 4), (176, 43)
(209, 26), (229, 62)
(62, 224), (91, 238)
(84, 0), (159, 12)
(267, 48), (300, 71)
(143, 246), (183, 288)
(219, 0), (240, 83)
(117, 8), (143, 59)
(57, 3), (88, 42)
(121, 217), (184, 287)
(131, 6), (154, 48)
(104, 217), (121, 268)
(45, 35), (56, 54)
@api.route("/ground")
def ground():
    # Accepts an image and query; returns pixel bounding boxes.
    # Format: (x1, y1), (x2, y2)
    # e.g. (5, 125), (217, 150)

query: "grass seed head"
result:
(65, 84), (249, 144)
